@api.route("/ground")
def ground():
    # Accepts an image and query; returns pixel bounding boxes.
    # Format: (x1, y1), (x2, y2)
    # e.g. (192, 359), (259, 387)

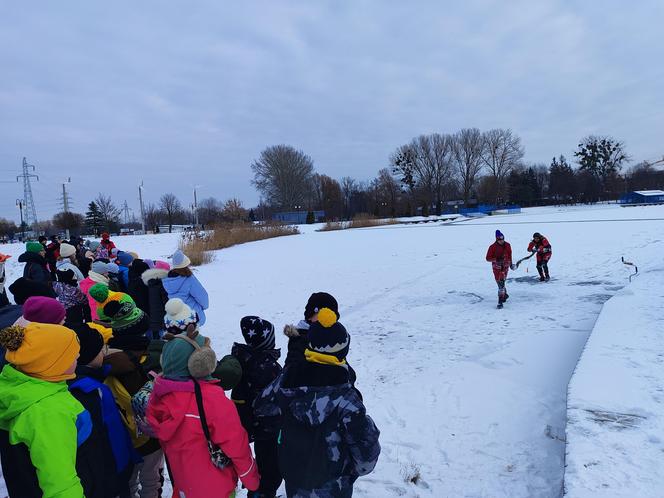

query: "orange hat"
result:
(0, 253), (11, 263)
(0, 323), (80, 382)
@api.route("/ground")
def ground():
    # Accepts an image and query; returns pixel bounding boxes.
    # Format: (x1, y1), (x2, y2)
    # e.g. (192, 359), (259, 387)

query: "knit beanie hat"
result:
(304, 292), (340, 321)
(117, 251), (134, 267)
(106, 263), (120, 275)
(305, 308), (350, 365)
(91, 261), (109, 275)
(170, 250), (191, 270)
(26, 241), (43, 253)
(101, 232), (110, 240)
(240, 316), (276, 350)
(56, 268), (77, 284)
(164, 299), (198, 333)
(22, 296), (66, 325)
(8, 278), (57, 305)
(70, 324), (104, 366)
(495, 230), (504, 240)
(59, 243), (76, 258)
(154, 260), (170, 271)
(88, 241), (101, 252)
(105, 301), (150, 351)
(161, 331), (217, 380)
(0, 323), (80, 382)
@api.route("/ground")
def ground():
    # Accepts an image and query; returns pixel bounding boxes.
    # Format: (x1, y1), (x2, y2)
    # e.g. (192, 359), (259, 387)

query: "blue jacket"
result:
(162, 273), (209, 325)
(117, 265), (130, 291)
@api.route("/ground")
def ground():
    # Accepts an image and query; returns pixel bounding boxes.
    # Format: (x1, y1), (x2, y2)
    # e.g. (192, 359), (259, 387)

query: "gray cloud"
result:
(1, 0), (663, 221)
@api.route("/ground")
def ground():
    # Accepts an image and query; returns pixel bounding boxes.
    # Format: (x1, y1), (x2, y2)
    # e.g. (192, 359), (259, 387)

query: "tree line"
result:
(0, 133), (661, 240)
(251, 133), (661, 220)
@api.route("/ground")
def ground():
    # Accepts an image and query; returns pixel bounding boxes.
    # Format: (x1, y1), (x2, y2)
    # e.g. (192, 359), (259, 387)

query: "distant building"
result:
(273, 211), (325, 224)
(619, 190), (664, 205)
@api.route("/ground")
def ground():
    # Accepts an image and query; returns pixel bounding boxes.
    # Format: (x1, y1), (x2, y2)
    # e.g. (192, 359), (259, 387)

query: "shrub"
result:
(316, 214), (398, 232)
(306, 211), (315, 224)
(180, 222), (299, 266)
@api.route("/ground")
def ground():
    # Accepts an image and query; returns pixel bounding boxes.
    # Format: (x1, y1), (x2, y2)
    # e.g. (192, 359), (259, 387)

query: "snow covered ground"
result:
(1, 203), (663, 497)
(565, 264), (664, 497)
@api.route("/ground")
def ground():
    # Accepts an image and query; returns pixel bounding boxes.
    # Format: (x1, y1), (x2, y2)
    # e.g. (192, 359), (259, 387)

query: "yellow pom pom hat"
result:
(304, 307), (350, 367)
(0, 323), (80, 382)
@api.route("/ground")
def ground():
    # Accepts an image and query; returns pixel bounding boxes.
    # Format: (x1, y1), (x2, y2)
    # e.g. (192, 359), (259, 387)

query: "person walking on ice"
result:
(528, 232), (552, 281)
(486, 230), (513, 309)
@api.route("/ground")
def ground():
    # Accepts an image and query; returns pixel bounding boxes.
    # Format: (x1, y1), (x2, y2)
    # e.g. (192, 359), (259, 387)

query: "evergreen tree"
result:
(306, 210), (315, 224)
(85, 202), (103, 236)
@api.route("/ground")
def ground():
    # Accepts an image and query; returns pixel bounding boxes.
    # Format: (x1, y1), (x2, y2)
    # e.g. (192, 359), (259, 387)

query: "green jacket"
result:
(0, 365), (86, 498)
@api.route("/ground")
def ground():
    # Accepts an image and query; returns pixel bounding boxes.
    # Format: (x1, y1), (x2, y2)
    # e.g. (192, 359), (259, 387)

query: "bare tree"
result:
(95, 194), (121, 232)
(251, 145), (315, 209)
(144, 203), (162, 233)
(197, 197), (223, 227)
(340, 177), (358, 219)
(481, 129), (524, 204)
(391, 133), (454, 215)
(159, 193), (183, 233)
(53, 212), (85, 236)
(221, 198), (247, 221)
(452, 128), (485, 203)
(376, 168), (401, 216)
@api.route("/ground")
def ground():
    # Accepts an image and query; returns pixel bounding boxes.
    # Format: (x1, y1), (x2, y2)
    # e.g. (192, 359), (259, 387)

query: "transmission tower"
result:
(60, 178), (72, 213)
(17, 157), (39, 227)
(122, 200), (132, 225)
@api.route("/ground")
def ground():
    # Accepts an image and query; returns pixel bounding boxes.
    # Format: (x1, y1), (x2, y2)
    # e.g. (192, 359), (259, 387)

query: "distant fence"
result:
(443, 204), (521, 216)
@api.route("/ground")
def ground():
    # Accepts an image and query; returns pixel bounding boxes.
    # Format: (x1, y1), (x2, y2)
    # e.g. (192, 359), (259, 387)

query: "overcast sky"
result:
(1, 0), (663, 222)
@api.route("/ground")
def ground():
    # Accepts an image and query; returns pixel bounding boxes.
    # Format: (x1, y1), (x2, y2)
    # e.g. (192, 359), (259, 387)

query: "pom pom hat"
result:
(0, 323), (80, 382)
(164, 298), (198, 332)
(26, 241), (44, 254)
(304, 308), (350, 366)
(495, 230), (504, 240)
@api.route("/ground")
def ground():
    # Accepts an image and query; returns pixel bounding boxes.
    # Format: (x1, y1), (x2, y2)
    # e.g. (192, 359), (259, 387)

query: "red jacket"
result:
(486, 241), (512, 268)
(147, 377), (259, 498)
(527, 237), (552, 259)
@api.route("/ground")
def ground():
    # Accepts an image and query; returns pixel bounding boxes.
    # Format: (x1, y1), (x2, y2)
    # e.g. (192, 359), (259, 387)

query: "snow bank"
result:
(565, 266), (664, 497)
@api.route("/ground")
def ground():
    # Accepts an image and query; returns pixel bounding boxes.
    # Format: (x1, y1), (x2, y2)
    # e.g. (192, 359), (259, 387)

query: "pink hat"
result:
(154, 260), (170, 271)
(22, 296), (66, 324)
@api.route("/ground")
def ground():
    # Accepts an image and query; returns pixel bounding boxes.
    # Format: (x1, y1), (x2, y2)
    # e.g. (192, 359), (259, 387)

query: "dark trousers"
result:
(254, 437), (282, 497)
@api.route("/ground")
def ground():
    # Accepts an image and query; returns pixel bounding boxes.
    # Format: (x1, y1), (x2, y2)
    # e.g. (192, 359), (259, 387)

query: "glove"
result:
(510, 264), (516, 270)
(542, 247), (551, 253)
(531, 248), (537, 253)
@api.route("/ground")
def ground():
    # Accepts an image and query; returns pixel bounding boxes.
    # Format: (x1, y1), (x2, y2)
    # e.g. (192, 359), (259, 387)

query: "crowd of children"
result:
(0, 234), (381, 498)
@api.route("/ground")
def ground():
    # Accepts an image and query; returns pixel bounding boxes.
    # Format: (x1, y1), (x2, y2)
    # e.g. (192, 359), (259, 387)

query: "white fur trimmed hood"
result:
(141, 268), (169, 285)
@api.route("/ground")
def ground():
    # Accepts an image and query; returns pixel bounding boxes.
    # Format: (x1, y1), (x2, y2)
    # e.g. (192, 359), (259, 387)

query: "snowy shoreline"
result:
(564, 266), (664, 497)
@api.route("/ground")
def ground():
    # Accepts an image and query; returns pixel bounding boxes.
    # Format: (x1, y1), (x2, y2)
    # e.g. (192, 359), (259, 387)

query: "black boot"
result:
(545, 273), (550, 281)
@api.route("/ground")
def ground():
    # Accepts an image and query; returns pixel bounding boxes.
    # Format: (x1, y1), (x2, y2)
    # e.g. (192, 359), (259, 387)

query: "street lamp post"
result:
(16, 199), (25, 241)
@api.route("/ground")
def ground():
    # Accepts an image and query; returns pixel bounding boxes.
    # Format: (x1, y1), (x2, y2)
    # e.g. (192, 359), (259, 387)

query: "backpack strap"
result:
(192, 377), (213, 443)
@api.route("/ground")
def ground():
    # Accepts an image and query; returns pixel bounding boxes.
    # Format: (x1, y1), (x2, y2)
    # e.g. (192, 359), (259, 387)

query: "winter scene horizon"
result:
(1, 2), (663, 498)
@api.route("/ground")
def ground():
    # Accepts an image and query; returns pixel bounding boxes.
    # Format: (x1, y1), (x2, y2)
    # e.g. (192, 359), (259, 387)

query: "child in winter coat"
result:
(116, 251), (134, 291)
(56, 243), (85, 281)
(54, 269), (90, 325)
(164, 299), (243, 390)
(18, 242), (51, 283)
(162, 250), (209, 325)
(80, 261), (111, 320)
(102, 298), (165, 498)
(256, 309), (381, 498)
(283, 292), (359, 386)
(68, 323), (139, 498)
(147, 327), (260, 498)
(96, 233), (116, 260)
(0, 322), (89, 498)
(231, 316), (283, 498)
(106, 263), (122, 292)
(0, 253), (11, 308)
(137, 261), (170, 340)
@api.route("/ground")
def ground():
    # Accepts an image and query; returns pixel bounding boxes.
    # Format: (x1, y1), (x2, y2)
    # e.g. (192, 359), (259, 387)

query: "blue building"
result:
(273, 210), (326, 224)
(619, 190), (664, 205)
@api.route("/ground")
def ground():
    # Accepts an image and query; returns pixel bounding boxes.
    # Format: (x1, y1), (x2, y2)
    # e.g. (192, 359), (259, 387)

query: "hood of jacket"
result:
(104, 349), (144, 377)
(0, 365), (70, 428)
(148, 376), (220, 441)
(161, 275), (191, 295)
(18, 251), (46, 265)
(141, 268), (169, 286)
(231, 343), (281, 364)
